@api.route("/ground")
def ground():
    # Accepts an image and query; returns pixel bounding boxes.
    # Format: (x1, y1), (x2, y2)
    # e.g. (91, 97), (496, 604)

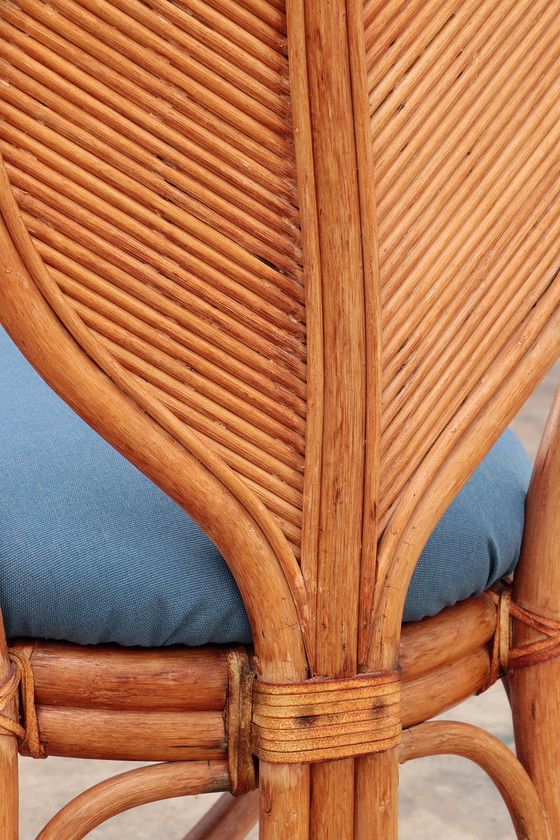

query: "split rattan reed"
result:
(1, 0), (559, 837)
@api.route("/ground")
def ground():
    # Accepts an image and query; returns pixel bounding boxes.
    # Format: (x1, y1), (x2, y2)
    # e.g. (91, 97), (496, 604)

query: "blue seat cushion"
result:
(0, 327), (532, 645)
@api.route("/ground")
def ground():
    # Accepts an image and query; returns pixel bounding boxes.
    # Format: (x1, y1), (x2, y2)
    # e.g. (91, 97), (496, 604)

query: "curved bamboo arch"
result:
(0, 154), (309, 683)
(400, 721), (550, 840)
(34, 761), (230, 840)
(366, 304), (560, 672)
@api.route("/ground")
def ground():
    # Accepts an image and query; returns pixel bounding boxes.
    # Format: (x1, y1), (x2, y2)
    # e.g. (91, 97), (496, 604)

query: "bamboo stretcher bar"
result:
(181, 790), (261, 840)
(399, 722), (549, 839)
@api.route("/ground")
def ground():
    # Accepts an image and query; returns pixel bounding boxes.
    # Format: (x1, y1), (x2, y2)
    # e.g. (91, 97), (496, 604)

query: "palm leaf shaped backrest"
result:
(0, 0), (311, 681)
(366, 0), (560, 668)
(0, 0), (559, 686)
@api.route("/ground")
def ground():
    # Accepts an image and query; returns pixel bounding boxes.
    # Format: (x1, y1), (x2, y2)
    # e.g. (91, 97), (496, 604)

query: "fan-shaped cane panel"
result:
(0, 0), (305, 553)
(365, 0), (560, 529)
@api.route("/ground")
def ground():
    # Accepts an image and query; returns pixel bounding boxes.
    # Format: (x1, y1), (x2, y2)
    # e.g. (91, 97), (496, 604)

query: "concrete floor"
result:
(17, 362), (560, 839)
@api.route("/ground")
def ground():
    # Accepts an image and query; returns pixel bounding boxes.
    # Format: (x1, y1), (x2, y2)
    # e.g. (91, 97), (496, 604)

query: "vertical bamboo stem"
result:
(287, 0), (387, 834)
(0, 614), (18, 840)
(509, 385), (560, 836)
(258, 763), (310, 840)
(350, 0), (399, 832)
(355, 751), (398, 840)
(301, 0), (368, 837)
(310, 760), (355, 840)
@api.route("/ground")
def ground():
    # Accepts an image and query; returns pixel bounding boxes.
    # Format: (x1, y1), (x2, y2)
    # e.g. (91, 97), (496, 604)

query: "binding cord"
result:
(481, 586), (560, 692)
(0, 648), (46, 759)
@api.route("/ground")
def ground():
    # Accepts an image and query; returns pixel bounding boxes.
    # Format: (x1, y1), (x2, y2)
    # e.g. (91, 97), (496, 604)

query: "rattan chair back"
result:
(0, 1), (559, 838)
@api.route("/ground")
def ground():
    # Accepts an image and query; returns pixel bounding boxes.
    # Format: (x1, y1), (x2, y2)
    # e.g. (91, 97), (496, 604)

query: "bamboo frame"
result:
(399, 722), (549, 840)
(3, 595), (495, 761)
(509, 386), (560, 836)
(35, 761), (230, 840)
(0, 0), (559, 837)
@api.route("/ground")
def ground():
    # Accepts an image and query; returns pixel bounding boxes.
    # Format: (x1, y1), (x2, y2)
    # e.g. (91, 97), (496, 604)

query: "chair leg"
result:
(355, 751), (399, 840)
(0, 623), (19, 840)
(310, 759), (356, 840)
(509, 658), (560, 837)
(258, 763), (310, 840)
(508, 387), (560, 836)
(0, 732), (18, 840)
(258, 751), (399, 840)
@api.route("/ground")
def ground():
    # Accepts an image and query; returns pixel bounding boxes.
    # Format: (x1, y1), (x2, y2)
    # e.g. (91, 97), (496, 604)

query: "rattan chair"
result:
(1, 0), (559, 838)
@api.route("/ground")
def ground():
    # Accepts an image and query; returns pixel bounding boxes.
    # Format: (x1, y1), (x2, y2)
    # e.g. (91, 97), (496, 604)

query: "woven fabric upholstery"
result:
(0, 328), (532, 645)
(406, 432), (532, 622)
(0, 328), (251, 646)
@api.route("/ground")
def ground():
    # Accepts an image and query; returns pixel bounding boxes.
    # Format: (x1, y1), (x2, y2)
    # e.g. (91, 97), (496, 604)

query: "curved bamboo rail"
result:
(0, 186), (310, 684)
(35, 761), (230, 840)
(4, 594), (495, 762)
(399, 721), (550, 840)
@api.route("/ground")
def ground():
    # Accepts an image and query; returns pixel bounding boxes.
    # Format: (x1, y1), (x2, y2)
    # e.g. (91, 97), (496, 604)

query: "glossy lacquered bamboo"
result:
(0, 56), (297, 271)
(369, 0), (560, 528)
(8, 594), (496, 762)
(285, 1), (378, 838)
(0, 17), (295, 215)
(10, 642), (228, 710)
(172, 644), (495, 839)
(0, 202), (310, 685)
(28, 708), (225, 762)
(0, 143), (305, 367)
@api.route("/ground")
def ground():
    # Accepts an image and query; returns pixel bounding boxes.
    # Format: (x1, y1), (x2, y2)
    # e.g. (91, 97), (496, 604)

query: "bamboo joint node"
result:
(482, 586), (560, 692)
(0, 646), (46, 759)
(251, 670), (402, 764)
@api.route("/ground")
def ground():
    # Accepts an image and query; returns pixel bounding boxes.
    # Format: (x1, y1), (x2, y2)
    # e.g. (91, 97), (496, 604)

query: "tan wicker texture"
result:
(0, 0), (306, 558)
(0, 1), (559, 838)
(367, 0), (560, 529)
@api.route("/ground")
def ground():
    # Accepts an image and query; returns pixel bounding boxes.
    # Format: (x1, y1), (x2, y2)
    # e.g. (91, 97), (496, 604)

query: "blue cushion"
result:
(0, 327), (532, 645)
